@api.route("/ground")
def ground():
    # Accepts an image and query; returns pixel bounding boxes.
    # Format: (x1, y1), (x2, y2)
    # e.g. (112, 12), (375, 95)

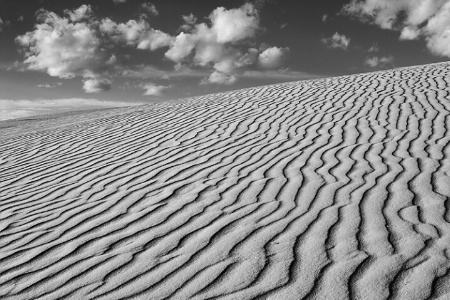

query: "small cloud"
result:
(113, 0), (127, 3)
(18, 16), (24, 22)
(364, 56), (394, 68)
(106, 54), (117, 65)
(201, 71), (237, 85)
(141, 2), (159, 16)
(258, 46), (290, 69)
(180, 13), (197, 32)
(280, 22), (288, 29)
(368, 43), (379, 53)
(64, 4), (93, 22)
(399, 26), (420, 40)
(0, 17), (10, 32)
(82, 78), (112, 93)
(322, 14), (328, 22)
(322, 32), (350, 50)
(142, 83), (171, 96)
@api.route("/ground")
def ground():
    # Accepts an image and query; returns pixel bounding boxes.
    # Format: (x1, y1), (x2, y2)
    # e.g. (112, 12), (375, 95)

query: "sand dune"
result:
(2, 62), (450, 300)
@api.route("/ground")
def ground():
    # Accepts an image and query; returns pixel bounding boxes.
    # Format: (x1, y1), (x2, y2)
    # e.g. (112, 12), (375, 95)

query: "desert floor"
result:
(2, 62), (450, 299)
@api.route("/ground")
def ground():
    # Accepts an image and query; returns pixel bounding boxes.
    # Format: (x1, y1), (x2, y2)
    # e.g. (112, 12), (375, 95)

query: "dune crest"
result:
(2, 62), (450, 299)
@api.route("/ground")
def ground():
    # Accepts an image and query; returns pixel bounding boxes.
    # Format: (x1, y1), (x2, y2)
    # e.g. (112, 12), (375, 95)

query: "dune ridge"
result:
(1, 62), (450, 299)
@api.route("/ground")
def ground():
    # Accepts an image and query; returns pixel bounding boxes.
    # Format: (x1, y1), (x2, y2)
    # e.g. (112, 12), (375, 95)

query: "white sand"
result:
(1, 62), (450, 300)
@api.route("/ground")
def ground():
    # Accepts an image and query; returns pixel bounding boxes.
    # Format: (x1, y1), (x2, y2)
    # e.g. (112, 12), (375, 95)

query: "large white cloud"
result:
(17, 3), (290, 89)
(16, 5), (175, 92)
(164, 4), (259, 66)
(209, 3), (259, 43)
(16, 6), (107, 79)
(165, 3), (288, 84)
(342, 0), (450, 57)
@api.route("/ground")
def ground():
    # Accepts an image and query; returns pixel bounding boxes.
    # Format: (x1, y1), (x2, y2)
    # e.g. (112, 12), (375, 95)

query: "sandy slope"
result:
(1, 62), (450, 300)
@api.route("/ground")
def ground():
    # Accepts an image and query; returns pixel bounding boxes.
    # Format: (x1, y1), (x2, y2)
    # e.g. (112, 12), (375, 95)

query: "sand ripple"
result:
(2, 63), (450, 299)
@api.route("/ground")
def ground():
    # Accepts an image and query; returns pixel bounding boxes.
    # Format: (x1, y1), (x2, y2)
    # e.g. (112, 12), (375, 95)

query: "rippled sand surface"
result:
(2, 63), (450, 300)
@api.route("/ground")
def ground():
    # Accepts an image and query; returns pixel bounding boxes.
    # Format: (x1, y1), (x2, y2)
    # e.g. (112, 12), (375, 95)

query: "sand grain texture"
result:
(2, 63), (450, 299)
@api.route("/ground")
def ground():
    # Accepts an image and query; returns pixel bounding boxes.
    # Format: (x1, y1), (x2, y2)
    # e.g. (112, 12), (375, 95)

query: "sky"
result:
(1, 0), (449, 120)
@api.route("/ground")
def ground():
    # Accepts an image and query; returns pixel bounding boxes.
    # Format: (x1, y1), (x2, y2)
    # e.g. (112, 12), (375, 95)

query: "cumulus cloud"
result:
(165, 4), (259, 63)
(142, 83), (171, 96)
(16, 6), (108, 79)
(364, 56), (394, 68)
(164, 3), (287, 84)
(210, 4), (259, 43)
(17, 3), (290, 88)
(83, 78), (112, 93)
(322, 32), (350, 50)
(400, 26), (420, 40)
(342, 0), (450, 57)
(64, 4), (93, 22)
(258, 46), (290, 68)
(16, 5), (176, 92)
(100, 18), (173, 50)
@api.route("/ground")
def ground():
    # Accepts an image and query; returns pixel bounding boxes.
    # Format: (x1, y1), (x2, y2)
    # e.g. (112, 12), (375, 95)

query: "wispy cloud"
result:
(241, 69), (322, 80)
(141, 2), (159, 16)
(36, 82), (62, 88)
(368, 43), (380, 53)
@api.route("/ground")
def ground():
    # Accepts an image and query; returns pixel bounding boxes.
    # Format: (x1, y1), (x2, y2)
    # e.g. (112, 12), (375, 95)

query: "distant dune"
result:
(2, 62), (450, 300)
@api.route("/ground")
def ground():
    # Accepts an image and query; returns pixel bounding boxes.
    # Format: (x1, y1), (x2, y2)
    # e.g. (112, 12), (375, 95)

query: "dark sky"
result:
(0, 0), (448, 119)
